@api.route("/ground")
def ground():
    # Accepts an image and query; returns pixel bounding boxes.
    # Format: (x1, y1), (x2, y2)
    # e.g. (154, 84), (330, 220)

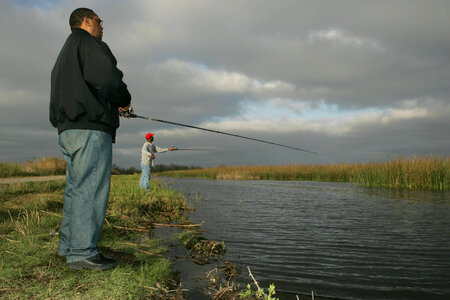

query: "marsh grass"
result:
(353, 156), (449, 190)
(108, 175), (190, 226)
(159, 156), (449, 190)
(0, 156), (66, 178)
(0, 175), (188, 299)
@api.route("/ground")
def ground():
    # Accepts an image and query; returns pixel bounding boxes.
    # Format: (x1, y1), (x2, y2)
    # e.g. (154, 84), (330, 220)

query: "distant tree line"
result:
(112, 163), (201, 175)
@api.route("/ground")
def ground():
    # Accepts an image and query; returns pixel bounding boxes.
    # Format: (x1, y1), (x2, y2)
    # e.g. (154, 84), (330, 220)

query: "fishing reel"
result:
(119, 106), (136, 118)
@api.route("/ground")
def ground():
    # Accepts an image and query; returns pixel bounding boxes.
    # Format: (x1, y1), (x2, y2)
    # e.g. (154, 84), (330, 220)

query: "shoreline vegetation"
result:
(0, 157), (200, 178)
(1, 155), (448, 190)
(0, 175), (191, 299)
(0, 170), (273, 299)
(158, 156), (449, 191)
(0, 157), (67, 178)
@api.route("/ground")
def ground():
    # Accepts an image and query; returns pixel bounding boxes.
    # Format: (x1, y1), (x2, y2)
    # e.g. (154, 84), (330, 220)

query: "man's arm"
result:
(154, 146), (175, 153)
(80, 38), (131, 108)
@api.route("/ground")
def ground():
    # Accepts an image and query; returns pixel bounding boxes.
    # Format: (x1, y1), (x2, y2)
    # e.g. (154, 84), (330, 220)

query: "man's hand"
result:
(150, 154), (155, 159)
(118, 105), (133, 118)
(169, 147), (175, 151)
(118, 104), (131, 112)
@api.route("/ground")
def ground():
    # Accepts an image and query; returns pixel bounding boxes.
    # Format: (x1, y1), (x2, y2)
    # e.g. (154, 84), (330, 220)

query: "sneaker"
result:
(67, 253), (117, 270)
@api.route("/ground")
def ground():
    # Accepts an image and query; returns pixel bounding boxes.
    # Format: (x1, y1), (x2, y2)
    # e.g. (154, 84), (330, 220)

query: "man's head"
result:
(145, 133), (155, 142)
(69, 8), (103, 39)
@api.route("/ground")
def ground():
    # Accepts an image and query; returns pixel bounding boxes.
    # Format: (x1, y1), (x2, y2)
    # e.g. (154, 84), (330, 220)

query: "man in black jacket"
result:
(50, 7), (131, 270)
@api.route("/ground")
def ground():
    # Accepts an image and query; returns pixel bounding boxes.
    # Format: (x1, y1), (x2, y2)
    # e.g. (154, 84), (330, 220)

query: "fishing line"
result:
(173, 147), (216, 151)
(120, 109), (317, 154)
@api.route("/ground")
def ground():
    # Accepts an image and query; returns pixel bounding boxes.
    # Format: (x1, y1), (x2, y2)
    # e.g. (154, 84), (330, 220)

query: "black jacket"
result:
(50, 28), (131, 141)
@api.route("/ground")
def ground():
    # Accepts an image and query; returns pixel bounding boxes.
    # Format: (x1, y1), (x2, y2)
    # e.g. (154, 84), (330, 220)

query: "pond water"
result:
(160, 177), (450, 300)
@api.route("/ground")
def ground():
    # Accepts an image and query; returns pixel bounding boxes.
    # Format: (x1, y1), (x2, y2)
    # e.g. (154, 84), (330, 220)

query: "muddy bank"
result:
(152, 225), (338, 300)
(152, 226), (236, 299)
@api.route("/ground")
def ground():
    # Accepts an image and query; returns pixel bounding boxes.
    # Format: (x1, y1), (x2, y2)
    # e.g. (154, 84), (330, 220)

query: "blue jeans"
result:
(58, 129), (112, 263)
(139, 163), (151, 190)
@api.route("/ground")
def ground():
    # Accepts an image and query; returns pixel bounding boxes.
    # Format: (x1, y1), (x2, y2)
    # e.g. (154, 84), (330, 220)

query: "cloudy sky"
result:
(1, 0), (449, 168)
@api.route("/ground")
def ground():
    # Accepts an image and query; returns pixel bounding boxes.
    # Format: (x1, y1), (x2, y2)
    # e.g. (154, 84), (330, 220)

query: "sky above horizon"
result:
(1, 0), (449, 168)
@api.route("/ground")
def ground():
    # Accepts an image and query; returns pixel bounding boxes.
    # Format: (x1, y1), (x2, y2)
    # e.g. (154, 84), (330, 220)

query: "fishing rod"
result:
(120, 108), (317, 154)
(173, 147), (215, 151)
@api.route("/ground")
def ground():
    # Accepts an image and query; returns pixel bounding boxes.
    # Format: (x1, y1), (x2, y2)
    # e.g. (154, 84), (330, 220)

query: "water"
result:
(161, 178), (450, 300)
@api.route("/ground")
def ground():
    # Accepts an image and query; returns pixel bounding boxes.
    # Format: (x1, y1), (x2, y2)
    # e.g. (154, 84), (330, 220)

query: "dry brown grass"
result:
(160, 155), (449, 190)
(0, 157), (66, 178)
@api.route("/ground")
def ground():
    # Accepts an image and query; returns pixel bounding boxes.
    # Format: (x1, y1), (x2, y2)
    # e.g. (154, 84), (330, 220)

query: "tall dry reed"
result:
(354, 156), (448, 190)
(160, 155), (449, 190)
(0, 156), (66, 178)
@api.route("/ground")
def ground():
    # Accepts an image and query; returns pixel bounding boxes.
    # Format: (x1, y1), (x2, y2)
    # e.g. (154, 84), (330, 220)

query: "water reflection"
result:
(361, 185), (449, 203)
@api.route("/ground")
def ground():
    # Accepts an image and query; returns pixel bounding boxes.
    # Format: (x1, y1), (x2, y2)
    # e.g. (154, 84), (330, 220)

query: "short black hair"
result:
(69, 8), (96, 28)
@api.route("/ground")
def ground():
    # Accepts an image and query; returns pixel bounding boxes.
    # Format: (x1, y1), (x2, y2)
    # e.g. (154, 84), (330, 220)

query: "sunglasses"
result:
(89, 17), (103, 26)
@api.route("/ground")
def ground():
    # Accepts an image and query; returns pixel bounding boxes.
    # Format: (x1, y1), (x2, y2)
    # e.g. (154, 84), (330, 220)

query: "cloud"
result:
(148, 98), (439, 138)
(157, 59), (294, 94)
(0, 0), (449, 167)
(308, 28), (385, 52)
(268, 98), (313, 114)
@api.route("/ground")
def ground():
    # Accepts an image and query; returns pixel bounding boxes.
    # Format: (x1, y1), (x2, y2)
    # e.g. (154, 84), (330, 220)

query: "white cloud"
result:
(380, 108), (428, 123)
(308, 28), (385, 52)
(157, 59), (294, 94)
(151, 99), (433, 139)
(334, 107), (428, 135)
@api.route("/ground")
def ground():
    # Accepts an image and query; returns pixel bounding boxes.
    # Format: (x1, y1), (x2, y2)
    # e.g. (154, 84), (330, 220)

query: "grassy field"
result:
(158, 156), (449, 190)
(0, 157), (199, 178)
(0, 175), (191, 299)
(0, 157), (67, 178)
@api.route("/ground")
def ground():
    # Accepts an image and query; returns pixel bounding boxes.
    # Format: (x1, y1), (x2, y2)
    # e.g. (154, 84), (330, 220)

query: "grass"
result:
(158, 155), (449, 190)
(0, 157), (66, 178)
(0, 175), (189, 299)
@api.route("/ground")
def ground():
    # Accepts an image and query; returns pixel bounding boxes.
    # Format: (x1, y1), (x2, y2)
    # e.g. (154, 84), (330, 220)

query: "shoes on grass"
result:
(67, 253), (117, 270)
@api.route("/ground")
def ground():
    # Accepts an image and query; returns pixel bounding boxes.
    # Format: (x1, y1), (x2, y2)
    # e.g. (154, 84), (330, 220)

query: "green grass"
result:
(158, 155), (449, 190)
(0, 175), (188, 299)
